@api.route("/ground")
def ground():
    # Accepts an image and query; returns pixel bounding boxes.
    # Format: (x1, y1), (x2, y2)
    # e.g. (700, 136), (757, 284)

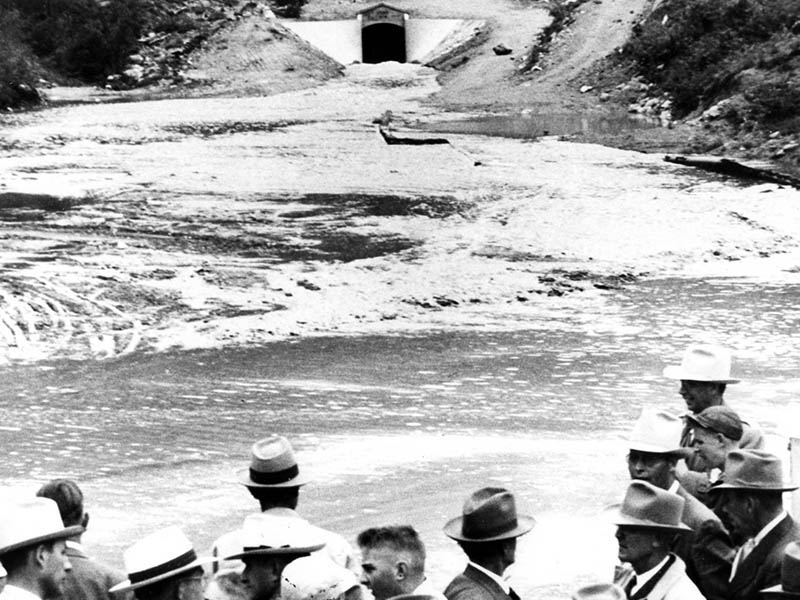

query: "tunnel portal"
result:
(359, 3), (408, 64)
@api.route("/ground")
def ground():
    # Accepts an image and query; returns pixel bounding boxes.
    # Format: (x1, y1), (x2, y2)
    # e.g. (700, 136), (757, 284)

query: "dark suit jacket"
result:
(445, 565), (515, 600)
(63, 544), (131, 600)
(728, 514), (800, 600)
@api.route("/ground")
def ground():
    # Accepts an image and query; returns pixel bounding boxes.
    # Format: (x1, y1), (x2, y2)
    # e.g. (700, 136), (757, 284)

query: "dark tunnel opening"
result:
(362, 23), (406, 63)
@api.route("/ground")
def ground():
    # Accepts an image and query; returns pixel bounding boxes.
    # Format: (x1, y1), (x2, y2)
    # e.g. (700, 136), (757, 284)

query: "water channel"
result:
(1, 276), (798, 598)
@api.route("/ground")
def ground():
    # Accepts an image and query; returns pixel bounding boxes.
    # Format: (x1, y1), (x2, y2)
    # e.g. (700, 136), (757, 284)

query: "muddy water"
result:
(1, 276), (798, 598)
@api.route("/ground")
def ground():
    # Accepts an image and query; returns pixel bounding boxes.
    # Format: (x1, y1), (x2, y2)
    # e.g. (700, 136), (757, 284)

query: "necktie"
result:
(730, 538), (757, 581)
(624, 576), (637, 599)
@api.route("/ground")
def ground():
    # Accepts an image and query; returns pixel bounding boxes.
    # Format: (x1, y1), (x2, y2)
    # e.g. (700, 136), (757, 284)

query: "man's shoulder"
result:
(444, 568), (505, 600)
(68, 554), (126, 585)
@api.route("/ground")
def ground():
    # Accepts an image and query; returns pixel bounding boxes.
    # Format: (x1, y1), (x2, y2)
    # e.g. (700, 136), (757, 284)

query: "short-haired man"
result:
(37, 479), (129, 600)
(707, 450), (800, 600)
(209, 436), (355, 600)
(687, 405), (743, 503)
(443, 488), (534, 600)
(613, 481), (704, 600)
(110, 526), (214, 600)
(357, 526), (444, 600)
(662, 344), (764, 477)
(223, 514), (325, 600)
(625, 408), (732, 600)
(0, 497), (83, 600)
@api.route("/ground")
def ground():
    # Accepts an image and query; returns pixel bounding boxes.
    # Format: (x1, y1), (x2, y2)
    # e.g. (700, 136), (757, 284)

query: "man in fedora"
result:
(443, 487), (534, 600)
(612, 481), (704, 600)
(705, 450), (800, 600)
(625, 408), (732, 600)
(110, 526), (214, 600)
(0, 497), (83, 600)
(357, 525), (445, 600)
(222, 514), (326, 600)
(36, 478), (130, 600)
(686, 405), (744, 504)
(662, 344), (764, 476)
(759, 541), (800, 599)
(209, 436), (355, 600)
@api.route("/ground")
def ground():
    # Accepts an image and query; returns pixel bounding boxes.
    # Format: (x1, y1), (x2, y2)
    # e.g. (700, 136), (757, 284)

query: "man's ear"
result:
(33, 544), (49, 569)
(82, 512), (90, 529)
(395, 561), (408, 581)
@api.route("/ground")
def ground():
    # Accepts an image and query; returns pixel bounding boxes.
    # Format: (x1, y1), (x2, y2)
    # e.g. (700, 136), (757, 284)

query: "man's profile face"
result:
(41, 540), (71, 598)
(627, 450), (674, 490)
(615, 527), (654, 567)
(242, 556), (280, 600)
(716, 491), (752, 546)
(177, 569), (206, 600)
(679, 380), (721, 413)
(691, 427), (727, 470)
(359, 546), (402, 600)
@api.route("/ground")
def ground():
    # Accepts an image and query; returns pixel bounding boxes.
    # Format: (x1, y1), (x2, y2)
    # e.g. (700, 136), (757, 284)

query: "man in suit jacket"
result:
(625, 408), (733, 600)
(709, 450), (800, 600)
(612, 481), (704, 600)
(36, 479), (130, 600)
(443, 487), (534, 600)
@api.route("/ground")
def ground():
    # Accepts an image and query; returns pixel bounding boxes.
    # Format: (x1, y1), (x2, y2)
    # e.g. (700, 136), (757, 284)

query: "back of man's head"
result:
(248, 486), (300, 511)
(36, 479), (84, 528)
(356, 526), (425, 573)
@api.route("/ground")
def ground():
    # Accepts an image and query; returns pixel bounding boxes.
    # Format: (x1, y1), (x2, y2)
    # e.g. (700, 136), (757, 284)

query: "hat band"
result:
(462, 516), (518, 538)
(249, 464), (300, 485)
(129, 549), (197, 584)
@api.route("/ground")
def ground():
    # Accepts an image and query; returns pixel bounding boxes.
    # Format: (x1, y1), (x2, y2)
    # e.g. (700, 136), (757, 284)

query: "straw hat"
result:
(761, 541), (800, 598)
(110, 526), (216, 593)
(281, 555), (358, 600)
(0, 497), (84, 555)
(708, 450), (798, 493)
(572, 583), (626, 600)
(662, 344), (740, 383)
(224, 513), (326, 560)
(444, 487), (535, 542)
(628, 408), (684, 454)
(238, 436), (311, 488)
(613, 481), (691, 532)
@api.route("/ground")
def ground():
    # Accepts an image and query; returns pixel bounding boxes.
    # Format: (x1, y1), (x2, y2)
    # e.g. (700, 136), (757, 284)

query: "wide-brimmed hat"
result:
(281, 554), (358, 600)
(613, 481), (690, 532)
(110, 526), (216, 593)
(0, 497), (84, 555)
(572, 583), (626, 600)
(444, 487), (535, 542)
(628, 408), (684, 455)
(224, 513), (326, 561)
(662, 344), (740, 383)
(686, 405), (743, 441)
(238, 436), (311, 488)
(708, 450), (797, 493)
(761, 541), (800, 598)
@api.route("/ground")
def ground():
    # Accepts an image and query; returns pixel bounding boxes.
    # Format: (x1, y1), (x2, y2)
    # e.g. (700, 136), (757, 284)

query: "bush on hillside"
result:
(623, 0), (800, 117)
(3, 0), (145, 81)
(0, 7), (42, 107)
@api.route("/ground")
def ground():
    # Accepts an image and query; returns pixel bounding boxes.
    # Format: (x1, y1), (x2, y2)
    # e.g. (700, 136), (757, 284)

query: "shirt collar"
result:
(668, 480), (680, 494)
(468, 562), (510, 594)
(2, 585), (43, 600)
(754, 510), (787, 547)
(632, 554), (671, 594)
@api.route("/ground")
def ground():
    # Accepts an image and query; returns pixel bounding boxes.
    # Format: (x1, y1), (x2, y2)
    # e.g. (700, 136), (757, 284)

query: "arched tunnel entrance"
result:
(362, 23), (406, 63)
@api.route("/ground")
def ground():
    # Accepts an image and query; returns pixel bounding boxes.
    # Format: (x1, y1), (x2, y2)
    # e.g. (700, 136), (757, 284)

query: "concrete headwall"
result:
(282, 18), (469, 65)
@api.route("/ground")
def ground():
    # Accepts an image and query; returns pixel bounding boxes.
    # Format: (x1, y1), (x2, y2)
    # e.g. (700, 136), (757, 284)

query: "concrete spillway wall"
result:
(283, 18), (469, 65)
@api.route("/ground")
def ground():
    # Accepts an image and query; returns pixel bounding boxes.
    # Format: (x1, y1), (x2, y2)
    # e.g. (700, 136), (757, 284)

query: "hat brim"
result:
(0, 525), (84, 556)
(224, 543), (325, 561)
(708, 482), (799, 493)
(110, 555), (218, 594)
(605, 503), (691, 532)
(628, 442), (688, 456)
(443, 515), (535, 542)
(662, 366), (739, 383)
(237, 468), (311, 488)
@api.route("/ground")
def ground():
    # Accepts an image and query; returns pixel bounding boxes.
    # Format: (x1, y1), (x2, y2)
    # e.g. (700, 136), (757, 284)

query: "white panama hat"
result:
(223, 513), (326, 561)
(628, 408), (685, 454)
(0, 497), (83, 555)
(281, 555), (358, 600)
(110, 526), (216, 593)
(662, 344), (740, 383)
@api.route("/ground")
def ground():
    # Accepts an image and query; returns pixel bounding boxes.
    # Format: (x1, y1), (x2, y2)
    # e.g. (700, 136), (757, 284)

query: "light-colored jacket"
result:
(615, 554), (706, 600)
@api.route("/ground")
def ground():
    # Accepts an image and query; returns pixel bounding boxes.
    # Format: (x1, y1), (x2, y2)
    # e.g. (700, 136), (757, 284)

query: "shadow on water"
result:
(423, 112), (660, 139)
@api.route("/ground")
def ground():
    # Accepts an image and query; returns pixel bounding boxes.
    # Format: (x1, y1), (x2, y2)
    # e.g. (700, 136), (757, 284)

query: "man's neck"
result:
(7, 575), (42, 599)
(631, 550), (669, 575)
(471, 557), (508, 577)
(401, 573), (425, 594)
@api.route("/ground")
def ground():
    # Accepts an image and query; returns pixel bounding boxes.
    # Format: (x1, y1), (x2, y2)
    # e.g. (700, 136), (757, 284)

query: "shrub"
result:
(0, 7), (41, 107)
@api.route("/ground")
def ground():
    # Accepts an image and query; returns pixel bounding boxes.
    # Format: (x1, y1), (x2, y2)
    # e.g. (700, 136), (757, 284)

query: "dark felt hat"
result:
(443, 487), (535, 542)
(708, 450), (797, 493)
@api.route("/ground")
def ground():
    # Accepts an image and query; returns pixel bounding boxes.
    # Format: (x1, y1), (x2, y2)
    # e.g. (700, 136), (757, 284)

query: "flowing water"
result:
(1, 276), (799, 598)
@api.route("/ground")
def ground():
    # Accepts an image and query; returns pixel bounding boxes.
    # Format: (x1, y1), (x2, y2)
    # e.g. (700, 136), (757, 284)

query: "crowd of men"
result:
(0, 344), (798, 600)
